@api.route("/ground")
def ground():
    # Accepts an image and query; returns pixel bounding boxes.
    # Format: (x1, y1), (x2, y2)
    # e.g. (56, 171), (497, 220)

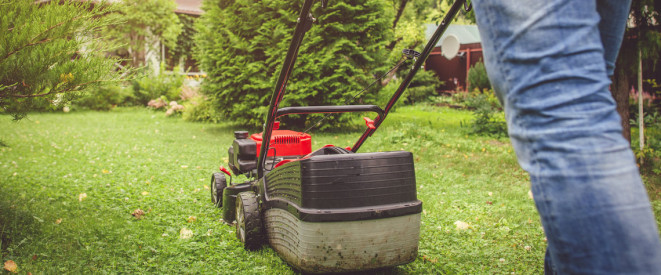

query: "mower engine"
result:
(228, 122), (311, 176)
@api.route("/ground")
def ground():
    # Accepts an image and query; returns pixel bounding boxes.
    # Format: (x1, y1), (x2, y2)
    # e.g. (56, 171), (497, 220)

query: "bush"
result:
(195, 0), (393, 129)
(404, 70), (443, 104)
(462, 91), (507, 137)
(632, 110), (661, 175)
(182, 95), (220, 123)
(73, 85), (131, 111)
(467, 61), (491, 92)
(129, 64), (185, 106)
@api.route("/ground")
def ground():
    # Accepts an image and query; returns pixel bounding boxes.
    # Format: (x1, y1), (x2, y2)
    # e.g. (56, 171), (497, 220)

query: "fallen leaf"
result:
(55, 218), (62, 224)
(181, 165), (188, 169)
(524, 245), (531, 251)
(187, 216), (197, 223)
(4, 260), (17, 273)
(486, 201), (493, 205)
(180, 228), (193, 239)
(141, 191), (149, 196)
(132, 209), (145, 219)
(454, 221), (470, 230)
(102, 169), (110, 174)
(78, 193), (87, 202)
(488, 192), (493, 196)
(422, 255), (438, 263)
(31, 255), (37, 261)
(528, 190), (534, 199)
(203, 185), (209, 190)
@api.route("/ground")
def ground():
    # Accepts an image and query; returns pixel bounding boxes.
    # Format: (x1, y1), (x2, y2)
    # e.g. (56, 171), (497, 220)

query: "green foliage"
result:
(0, 0), (124, 120)
(404, 69), (443, 104)
(129, 64), (185, 105)
(461, 91), (507, 137)
(103, 0), (182, 67)
(196, 0), (393, 130)
(169, 14), (198, 71)
(73, 85), (132, 111)
(467, 61), (492, 92)
(182, 95), (220, 123)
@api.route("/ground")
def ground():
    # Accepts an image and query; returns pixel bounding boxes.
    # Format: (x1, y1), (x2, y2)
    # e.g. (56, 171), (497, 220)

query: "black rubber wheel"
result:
(210, 173), (227, 207)
(235, 191), (263, 250)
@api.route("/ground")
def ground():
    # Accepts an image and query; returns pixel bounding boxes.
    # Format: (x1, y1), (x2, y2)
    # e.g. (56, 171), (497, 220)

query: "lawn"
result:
(1, 105), (659, 274)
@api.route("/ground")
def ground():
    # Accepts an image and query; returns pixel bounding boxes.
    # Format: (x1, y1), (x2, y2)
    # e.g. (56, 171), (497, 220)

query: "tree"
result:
(168, 14), (197, 71)
(612, 0), (660, 143)
(0, 0), (124, 120)
(103, 0), (182, 67)
(195, 0), (393, 129)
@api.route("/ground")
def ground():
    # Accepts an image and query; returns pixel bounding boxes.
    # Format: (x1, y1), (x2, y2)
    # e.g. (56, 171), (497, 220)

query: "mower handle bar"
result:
(275, 105), (384, 119)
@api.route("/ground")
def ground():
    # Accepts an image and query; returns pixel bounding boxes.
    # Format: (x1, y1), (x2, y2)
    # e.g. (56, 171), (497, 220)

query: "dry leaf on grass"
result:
(132, 209), (145, 219)
(187, 216), (197, 223)
(4, 260), (17, 273)
(78, 193), (87, 202)
(55, 218), (62, 224)
(141, 191), (149, 196)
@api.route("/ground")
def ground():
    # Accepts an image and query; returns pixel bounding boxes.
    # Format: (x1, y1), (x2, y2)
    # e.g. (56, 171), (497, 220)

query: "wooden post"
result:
(638, 48), (644, 153)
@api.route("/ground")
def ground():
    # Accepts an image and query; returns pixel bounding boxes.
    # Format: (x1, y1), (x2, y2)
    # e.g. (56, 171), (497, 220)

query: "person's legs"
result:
(471, 0), (661, 273)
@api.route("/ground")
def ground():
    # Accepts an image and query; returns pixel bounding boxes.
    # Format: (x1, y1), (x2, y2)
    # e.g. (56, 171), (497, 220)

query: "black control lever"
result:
(402, 49), (421, 59)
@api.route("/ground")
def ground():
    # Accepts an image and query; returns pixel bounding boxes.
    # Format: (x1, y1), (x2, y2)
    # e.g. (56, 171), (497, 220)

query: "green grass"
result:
(1, 105), (659, 274)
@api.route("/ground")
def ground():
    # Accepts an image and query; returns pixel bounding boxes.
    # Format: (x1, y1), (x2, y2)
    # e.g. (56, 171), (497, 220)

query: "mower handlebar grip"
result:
(275, 105), (385, 119)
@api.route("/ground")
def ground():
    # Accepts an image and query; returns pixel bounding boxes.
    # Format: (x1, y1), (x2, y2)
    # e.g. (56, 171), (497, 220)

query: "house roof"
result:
(425, 24), (481, 46)
(174, 0), (203, 16)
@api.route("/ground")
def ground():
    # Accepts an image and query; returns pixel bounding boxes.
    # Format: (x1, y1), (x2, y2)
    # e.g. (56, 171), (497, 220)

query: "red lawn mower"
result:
(209, 0), (470, 273)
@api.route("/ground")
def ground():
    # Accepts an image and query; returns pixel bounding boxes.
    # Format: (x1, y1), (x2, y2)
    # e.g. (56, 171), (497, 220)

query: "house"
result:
(424, 24), (483, 91)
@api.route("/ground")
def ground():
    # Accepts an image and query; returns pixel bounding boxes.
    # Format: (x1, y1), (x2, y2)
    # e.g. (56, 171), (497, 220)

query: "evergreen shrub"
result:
(467, 61), (491, 92)
(195, 0), (393, 130)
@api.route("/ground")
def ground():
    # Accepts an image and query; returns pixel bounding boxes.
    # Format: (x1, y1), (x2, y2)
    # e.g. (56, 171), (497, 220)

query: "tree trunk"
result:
(386, 0), (409, 51)
(612, 60), (631, 143)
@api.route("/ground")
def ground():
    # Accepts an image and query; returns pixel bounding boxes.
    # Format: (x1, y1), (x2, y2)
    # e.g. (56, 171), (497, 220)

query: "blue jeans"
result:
(472, 0), (661, 273)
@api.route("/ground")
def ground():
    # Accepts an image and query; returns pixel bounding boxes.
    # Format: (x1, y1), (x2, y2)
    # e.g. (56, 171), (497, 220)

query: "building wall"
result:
(425, 42), (483, 92)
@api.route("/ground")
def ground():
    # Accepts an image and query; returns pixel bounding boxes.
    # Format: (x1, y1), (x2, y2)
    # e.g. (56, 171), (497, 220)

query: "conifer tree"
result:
(196, 0), (394, 129)
(0, 0), (123, 120)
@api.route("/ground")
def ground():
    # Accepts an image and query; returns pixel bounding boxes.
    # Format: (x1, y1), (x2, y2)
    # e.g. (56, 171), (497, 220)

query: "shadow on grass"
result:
(0, 193), (41, 258)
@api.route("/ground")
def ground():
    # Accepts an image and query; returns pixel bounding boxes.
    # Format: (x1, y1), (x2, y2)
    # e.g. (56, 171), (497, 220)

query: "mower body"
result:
(220, 130), (421, 273)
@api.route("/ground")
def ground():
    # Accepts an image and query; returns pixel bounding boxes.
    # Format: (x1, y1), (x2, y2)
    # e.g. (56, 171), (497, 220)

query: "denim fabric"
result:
(471, 0), (661, 274)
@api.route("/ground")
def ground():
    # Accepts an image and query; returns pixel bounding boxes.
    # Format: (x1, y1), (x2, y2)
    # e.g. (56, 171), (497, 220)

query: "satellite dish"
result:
(441, 34), (460, 60)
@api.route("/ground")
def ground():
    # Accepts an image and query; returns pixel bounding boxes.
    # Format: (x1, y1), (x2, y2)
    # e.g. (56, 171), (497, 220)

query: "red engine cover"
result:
(250, 130), (312, 157)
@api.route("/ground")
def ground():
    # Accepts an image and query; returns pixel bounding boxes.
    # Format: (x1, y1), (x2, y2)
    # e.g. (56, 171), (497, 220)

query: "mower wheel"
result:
(210, 173), (227, 207)
(235, 191), (263, 250)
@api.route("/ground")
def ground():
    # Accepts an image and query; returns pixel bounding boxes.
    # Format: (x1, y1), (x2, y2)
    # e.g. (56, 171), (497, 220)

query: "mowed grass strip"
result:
(1, 105), (657, 274)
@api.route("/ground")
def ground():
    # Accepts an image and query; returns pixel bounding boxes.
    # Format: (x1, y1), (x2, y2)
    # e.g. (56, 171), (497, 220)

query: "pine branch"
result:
(1, 13), (86, 62)
(0, 80), (104, 99)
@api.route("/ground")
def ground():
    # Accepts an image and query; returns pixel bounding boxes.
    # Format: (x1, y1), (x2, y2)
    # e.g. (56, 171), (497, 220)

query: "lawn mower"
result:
(209, 0), (470, 273)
